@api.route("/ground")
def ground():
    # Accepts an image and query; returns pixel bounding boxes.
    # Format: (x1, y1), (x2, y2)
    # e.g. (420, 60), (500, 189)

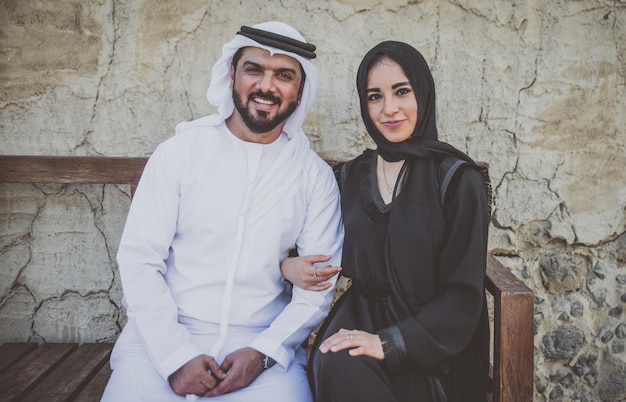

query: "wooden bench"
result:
(0, 155), (534, 402)
(0, 342), (113, 401)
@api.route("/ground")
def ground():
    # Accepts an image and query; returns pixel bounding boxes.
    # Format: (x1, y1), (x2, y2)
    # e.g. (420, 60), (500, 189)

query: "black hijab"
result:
(356, 41), (473, 163)
(356, 41), (479, 319)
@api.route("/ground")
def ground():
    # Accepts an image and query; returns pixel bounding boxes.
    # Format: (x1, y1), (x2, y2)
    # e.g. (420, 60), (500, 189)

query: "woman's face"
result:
(366, 57), (418, 143)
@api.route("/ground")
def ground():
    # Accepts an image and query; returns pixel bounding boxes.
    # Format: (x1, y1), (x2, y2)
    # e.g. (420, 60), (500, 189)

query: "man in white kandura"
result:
(101, 21), (343, 401)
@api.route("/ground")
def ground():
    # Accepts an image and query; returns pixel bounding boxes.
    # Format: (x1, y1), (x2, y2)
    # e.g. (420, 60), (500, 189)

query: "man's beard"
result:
(233, 89), (298, 134)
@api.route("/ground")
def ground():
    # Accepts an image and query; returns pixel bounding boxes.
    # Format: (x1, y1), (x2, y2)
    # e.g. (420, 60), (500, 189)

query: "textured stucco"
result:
(1, 1), (625, 401)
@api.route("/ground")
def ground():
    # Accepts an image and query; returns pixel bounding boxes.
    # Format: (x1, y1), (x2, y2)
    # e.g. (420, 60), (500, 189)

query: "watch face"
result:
(264, 356), (276, 369)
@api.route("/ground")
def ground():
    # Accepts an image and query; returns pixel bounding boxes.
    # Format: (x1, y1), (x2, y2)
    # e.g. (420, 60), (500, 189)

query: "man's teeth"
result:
(254, 97), (275, 105)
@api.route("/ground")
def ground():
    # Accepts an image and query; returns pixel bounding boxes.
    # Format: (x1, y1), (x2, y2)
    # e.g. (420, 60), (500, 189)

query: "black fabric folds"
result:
(309, 41), (490, 402)
(356, 41), (481, 322)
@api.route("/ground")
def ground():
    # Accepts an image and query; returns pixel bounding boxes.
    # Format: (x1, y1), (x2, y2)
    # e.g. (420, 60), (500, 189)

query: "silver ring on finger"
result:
(348, 333), (353, 340)
(313, 268), (318, 278)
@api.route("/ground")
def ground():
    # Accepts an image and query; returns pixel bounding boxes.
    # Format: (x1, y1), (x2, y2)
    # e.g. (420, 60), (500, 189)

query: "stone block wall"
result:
(1, 1), (625, 400)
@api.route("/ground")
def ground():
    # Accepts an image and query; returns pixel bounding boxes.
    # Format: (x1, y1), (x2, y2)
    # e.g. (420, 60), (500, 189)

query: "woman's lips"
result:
(382, 120), (405, 129)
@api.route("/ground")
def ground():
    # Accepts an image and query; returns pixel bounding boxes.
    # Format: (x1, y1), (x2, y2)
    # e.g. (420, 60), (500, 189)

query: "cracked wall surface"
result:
(1, 1), (625, 401)
(0, 183), (129, 343)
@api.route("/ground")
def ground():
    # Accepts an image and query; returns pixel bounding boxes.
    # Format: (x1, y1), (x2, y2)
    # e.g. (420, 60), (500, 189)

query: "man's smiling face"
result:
(230, 47), (303, 135)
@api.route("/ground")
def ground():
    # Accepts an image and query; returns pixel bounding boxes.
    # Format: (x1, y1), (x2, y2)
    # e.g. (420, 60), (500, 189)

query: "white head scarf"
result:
(191, 21), (319, 222)
(178, 21), (318, 139)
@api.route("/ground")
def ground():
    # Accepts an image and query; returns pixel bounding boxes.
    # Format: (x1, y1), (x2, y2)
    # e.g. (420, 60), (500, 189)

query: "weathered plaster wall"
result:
(1, 1), (624, 401)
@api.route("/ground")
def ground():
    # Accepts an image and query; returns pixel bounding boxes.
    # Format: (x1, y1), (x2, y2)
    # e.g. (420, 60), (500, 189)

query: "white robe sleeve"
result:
(248, 161), (344, 368)
(116, 143), (203, 380)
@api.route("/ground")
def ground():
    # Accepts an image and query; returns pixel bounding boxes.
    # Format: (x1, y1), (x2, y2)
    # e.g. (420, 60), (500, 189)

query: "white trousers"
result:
(101, 319), (312, 402)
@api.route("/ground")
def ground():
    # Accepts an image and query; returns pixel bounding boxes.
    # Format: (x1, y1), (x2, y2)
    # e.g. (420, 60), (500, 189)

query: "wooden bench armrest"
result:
(485, 254), (534, 402)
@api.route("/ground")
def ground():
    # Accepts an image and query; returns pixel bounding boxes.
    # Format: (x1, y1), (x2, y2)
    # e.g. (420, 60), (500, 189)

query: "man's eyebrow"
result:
(241, 60), (261, 68)
(241, 61), (297, 76)
(276, 67), (297, 75)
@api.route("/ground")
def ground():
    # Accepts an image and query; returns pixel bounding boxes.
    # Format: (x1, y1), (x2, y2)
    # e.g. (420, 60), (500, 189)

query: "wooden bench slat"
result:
(0, 343), (77, 400)
(73, 361), (113, 402)
(0, 342), (38, 375)
(0, 156), (147, 185)
(18, 343), (113, 402)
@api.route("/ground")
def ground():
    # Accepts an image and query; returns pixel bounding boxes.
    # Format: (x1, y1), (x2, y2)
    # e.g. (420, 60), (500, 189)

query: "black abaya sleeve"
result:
(384, 166), (489, 370)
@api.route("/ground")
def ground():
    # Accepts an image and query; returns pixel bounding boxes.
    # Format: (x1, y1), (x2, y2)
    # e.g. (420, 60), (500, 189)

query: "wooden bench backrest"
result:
(0, 155), (534, 402)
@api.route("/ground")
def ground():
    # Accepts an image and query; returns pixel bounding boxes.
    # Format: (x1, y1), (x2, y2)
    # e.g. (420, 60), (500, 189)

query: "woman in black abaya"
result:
(282, 41), (491, 402)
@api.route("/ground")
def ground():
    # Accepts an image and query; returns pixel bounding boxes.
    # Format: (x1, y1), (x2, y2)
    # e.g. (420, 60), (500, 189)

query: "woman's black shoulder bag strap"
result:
(438, 156), (493, 216)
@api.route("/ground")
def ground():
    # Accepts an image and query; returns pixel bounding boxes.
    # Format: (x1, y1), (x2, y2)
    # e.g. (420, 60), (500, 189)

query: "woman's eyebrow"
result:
(366, 81), (411, 92)
(392, 81), (411, 89)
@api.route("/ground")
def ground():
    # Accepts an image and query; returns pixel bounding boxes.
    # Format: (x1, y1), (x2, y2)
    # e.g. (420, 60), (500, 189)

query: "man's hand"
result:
(281, 254), (341, 291)
(203, 347), (266, 397)
(168, 355), (226, 396)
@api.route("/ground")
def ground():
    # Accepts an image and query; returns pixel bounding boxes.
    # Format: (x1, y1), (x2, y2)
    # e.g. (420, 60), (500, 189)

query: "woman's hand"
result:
(280, 254), (341, 291)
(318, 328), (385, 360)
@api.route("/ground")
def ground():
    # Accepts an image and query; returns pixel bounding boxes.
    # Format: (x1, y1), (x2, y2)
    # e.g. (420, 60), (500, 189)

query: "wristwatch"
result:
(262, 355), (276, 369)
